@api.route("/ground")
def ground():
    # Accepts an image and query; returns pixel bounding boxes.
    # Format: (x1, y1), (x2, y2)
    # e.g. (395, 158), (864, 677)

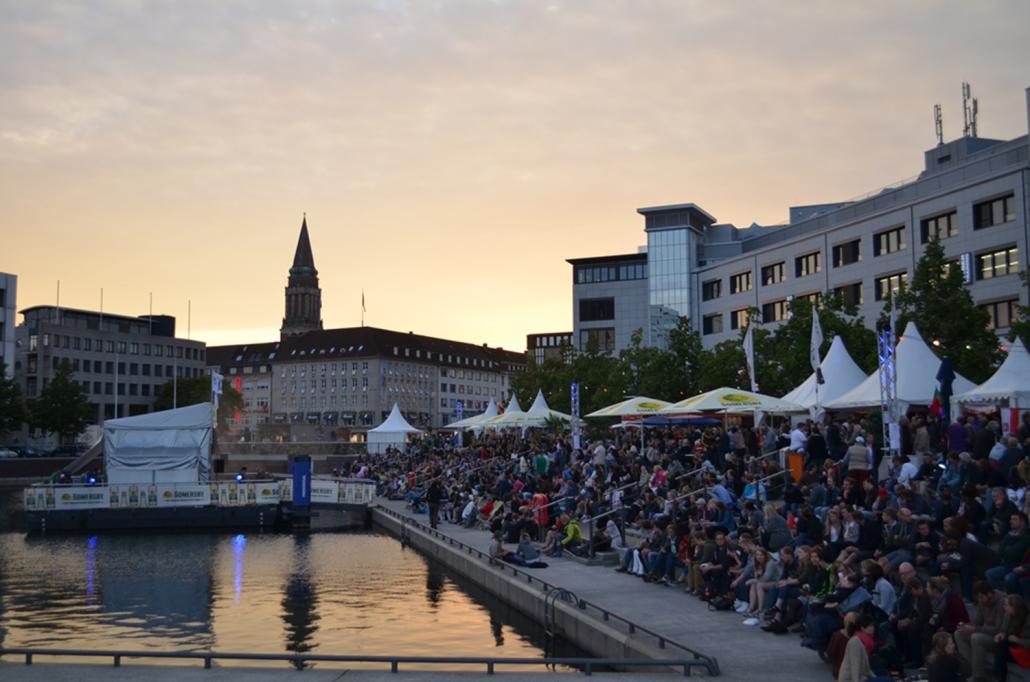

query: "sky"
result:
(2, 1), (1029, 353)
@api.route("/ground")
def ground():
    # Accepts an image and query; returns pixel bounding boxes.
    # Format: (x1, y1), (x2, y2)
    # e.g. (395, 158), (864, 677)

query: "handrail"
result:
(373, 503), (720, 676)
(0, 646), (705, 676)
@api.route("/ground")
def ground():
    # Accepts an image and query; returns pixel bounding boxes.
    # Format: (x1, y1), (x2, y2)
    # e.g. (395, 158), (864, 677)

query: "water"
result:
(0, 491), (578, 669)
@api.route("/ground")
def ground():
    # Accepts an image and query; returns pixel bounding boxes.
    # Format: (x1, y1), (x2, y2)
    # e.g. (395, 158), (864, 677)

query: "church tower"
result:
(280, 215), (323, 339)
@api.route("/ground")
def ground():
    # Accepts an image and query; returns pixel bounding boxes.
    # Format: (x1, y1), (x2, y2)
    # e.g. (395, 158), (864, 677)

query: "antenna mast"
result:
(961, 82), (978, 138)
(933, 104), (943, 145)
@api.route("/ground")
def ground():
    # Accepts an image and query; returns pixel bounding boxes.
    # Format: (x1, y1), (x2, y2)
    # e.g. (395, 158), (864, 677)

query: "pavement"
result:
(375, 499), (828, 682)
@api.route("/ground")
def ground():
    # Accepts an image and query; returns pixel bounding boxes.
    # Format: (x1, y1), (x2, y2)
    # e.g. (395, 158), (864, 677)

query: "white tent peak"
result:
(369, 403), (422, 434)
(900, 320), (922, 343)
(504, 394), (523, 414)
(527, 390), (551, 416)
(482, 398), (499, 418)
(781, 336), (867, 410)
(954, 337), (1030, 408)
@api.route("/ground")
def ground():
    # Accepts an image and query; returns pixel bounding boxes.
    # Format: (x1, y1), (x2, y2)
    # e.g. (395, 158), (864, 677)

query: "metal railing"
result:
(373, 504), (720, 676)
(0, 647), (701, 676)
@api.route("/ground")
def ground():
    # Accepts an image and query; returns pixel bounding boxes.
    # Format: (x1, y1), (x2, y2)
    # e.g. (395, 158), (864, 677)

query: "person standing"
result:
(426, 479), (443, 529)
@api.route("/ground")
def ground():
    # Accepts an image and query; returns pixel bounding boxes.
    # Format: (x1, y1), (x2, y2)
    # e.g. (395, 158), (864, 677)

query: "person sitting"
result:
(516, 532), (540, 563)
(927, 631), (963, 682)
(955, 581), (1005, 682)
(992, 594), (1030, 682)
(927, 576), (969, 636)
(488, 530), (526, 566)
(559, 513), (582, 555)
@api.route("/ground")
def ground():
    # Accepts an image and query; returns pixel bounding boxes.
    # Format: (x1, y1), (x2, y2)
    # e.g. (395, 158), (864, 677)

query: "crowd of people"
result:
(340, 410), (1030, 682)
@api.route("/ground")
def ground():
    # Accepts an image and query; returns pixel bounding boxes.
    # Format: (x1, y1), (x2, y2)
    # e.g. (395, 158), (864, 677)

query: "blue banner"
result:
(291, 457), (311, 508)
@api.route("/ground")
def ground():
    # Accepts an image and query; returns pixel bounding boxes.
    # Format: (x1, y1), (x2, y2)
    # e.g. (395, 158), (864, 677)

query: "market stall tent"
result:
(659, 387), (805, 414)
(953, 337), (1030, 409)
(104, 402), (214, 485)
(367, 403), (423, 454)
(781, 336), (868, 412)
(825, 321), (976, 412)
(444, 398), (499, 430)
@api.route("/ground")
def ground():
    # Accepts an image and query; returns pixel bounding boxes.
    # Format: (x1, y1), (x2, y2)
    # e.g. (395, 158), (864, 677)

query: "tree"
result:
(29, 360), (92, 443)
(891, 237), (1001, 382)
(155, 375), (243, 431)
(0, 362), (26, 438)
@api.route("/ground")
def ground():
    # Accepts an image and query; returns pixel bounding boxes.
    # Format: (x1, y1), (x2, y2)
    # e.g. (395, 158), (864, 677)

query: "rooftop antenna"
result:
(961, 82), (978, 138)
(933, 104), (943, 146)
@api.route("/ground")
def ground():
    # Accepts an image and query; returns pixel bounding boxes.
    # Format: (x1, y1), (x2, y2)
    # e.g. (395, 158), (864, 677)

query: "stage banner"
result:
(53, 486), (109, 510)
(311, 480), (339, 504)
(156, 485), (211, 507)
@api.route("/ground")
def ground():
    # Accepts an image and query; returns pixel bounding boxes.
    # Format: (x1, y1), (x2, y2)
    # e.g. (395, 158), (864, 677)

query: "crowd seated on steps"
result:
(347, 410), (1030, 682)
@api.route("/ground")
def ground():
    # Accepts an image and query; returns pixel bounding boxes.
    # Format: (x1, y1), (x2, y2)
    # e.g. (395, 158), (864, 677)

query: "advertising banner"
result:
(254, 482), (280, 505)
(53, 486), (109, 510)
(311, 480), (339, 504)
(156, 485), (211, 507)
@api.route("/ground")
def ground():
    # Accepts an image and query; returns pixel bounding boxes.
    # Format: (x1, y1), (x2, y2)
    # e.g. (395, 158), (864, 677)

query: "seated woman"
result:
(745, 546), (780, 618)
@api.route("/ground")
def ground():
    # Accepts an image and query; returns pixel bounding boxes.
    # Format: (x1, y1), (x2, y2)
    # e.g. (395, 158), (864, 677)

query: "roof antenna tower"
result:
(933, 104), (943, 146)
(961, 82), (978, 138)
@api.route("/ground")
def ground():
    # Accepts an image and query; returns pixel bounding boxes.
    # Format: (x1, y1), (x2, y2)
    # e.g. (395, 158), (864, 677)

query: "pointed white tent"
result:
(782, 336), (868, 411)
(483, 394), (529, 428)
(444, 398), (499, 430)
(954, 337), (1030, 408)
(104, 402), (214, 485)
(525, 389), (573, 425)
(826, 321), (976, 412)
(367, 403), (423, 454)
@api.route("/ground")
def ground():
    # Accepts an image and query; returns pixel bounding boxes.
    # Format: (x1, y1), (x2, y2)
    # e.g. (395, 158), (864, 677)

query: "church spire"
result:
(281, 214), (323, 339)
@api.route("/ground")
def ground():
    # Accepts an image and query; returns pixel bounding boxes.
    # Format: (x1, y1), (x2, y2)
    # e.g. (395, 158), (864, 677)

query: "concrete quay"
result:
(372, 500), (828, 682)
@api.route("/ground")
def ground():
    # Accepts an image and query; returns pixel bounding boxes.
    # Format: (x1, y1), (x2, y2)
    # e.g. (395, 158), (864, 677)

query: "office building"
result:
(569, 88), (1030, 352)
(0, 273), (15, 378)
(526, 332), (574, 364)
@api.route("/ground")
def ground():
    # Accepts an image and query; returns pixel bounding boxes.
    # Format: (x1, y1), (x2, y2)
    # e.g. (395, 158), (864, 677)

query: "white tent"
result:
(826, 321), (976, 412)
(585, 396), (672, 418)
(782, 336), (868, 412)
(444, 398), (499, 430)
(104, 402), (213, 485)
(367, 403), (423, 454)
(659, 387), (805, 414)
(525, 389), (573, 424)
(954, 337), (1030, 408)
(484, 394), (529, 428)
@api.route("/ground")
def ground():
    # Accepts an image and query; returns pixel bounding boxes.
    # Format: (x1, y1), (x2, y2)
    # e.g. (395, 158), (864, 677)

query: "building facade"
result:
(526, 332), (573, 364)
(16, 306), (207, 423)
(207, 219), (525, 439)
(570, 88), (1030, 352)
(0, 273), (15, 378)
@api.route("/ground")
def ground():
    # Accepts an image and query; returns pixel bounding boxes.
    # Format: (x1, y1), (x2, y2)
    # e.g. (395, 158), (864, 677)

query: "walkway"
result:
(376, 499), (828, 682)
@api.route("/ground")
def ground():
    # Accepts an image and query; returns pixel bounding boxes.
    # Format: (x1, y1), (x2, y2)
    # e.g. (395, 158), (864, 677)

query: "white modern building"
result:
(570, 88), (1030, 352)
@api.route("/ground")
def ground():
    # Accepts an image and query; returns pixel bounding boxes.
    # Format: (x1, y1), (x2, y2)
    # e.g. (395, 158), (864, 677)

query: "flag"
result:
(810, 311), (825, 384)
(936, 357), (956, 422)
(928, 387), (943, 417)
(742, 324), (757, 392)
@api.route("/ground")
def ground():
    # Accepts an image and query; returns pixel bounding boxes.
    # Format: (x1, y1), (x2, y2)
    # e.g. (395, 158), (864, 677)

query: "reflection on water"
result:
(0, 492), (582, 668)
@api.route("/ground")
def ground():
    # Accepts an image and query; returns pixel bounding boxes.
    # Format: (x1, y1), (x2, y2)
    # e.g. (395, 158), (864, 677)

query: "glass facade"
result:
(647, 227), (692, 348)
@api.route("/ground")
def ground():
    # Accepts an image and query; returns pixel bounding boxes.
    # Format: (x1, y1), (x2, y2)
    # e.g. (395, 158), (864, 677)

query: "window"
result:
(575, 262), (647, 283)
(798, 292), (822, 308)
(981, 299), (1018, 330)
(761, 262), (785, 286)
(730, 309), (749, 330)
(702, 279), (722, 301)
(794, 252), (820, 278)
(832, 239), (862, 267)
(730, 271), (752, 294)
(973, 194), (1015, 230)
(873, 226), (906, 256)
(834, 282), (864, 307)
(874, 272), (908, 301)
(976, 246), (1019, 280)
(702, 313), (723, 335)
(761, 300), (788, 323)
(579, 297), (615, 322)
(920, 210), (957, 243)
(579, 328), (615, 352)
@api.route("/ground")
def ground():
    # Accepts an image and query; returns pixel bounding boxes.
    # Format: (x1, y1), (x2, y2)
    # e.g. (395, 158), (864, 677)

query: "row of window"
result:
(30, 333), (203, 361)
(574, 261), (648, 285)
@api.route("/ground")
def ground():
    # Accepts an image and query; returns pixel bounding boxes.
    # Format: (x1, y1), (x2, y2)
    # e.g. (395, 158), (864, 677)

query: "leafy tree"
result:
(1009, 271), (1030, 347)
(29, 360), (92, 444)
(890, 237), (1000, 382)
(697, 339), (747, 392)
(0, 362), (27, 438)
(154, 375), (243, 431)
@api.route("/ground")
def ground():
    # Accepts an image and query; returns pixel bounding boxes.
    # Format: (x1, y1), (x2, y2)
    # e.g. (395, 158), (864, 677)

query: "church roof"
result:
(290, 216), (317, 275)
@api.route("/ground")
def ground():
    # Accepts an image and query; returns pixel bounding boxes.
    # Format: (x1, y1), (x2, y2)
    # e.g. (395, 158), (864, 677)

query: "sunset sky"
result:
(2, 1), (1029, 352)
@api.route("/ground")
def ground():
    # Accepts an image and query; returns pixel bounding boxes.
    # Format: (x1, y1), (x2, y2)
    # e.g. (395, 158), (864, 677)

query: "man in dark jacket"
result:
(427, 479), (444, 529)
(985, 512), (1030, 592)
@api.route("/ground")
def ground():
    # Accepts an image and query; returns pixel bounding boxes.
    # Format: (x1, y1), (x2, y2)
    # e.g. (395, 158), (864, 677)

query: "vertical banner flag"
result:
(570, 381), (581, 451)
(454, 400), (464, 447)
(742, 324), (757, 392)
(810, 312), (824, 383)
(211, 370), (224, 410)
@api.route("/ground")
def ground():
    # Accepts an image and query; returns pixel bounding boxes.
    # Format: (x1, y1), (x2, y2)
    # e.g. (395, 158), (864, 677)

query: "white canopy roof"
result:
(104, 402), (213, 485)
(585, 396), (672, 418)
(485, 391), (571, 428)
(369, 403), (423, 434)
(954, 337), (1030, 408)
(484, 394), (529, 428)
(444, 398), (499, 429)
(526, 389), (572, 423)
(781, 336), (868, 410)
(660, 387), (805, 414)
(826, 321), (976, 411)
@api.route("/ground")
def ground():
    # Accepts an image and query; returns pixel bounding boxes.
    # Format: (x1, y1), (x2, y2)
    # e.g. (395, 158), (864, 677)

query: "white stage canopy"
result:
(826, 321), (976, 412)
(660, 387), (805, 414)
(104, 402), (213, 485)
(444, 398), (499, 430)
